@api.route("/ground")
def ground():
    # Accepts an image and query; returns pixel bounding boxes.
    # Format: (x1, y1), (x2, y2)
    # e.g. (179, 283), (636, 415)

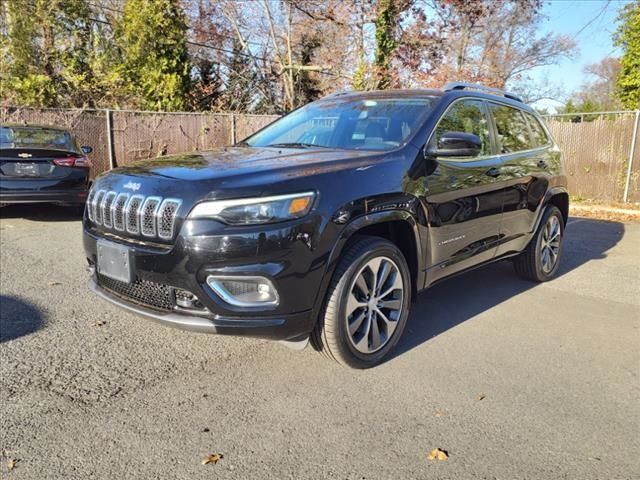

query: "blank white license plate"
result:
(97, 240), (133, 283)
(15, 162), (40, 176)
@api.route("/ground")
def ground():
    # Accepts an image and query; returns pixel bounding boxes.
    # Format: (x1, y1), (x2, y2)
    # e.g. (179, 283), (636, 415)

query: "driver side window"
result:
(431, 99), (491, 157)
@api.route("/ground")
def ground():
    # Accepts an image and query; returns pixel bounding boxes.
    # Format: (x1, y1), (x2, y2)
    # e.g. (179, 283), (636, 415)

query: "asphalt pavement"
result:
(1, 204), (638, 479)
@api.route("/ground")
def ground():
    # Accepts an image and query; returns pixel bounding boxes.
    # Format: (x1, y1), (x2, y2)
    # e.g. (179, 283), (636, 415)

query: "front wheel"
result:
(514, 205), (564, 282)
(311, 236), (412, 368)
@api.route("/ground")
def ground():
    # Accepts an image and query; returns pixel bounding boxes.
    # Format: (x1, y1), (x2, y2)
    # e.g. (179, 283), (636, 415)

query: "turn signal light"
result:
(288, 196), (312, 215)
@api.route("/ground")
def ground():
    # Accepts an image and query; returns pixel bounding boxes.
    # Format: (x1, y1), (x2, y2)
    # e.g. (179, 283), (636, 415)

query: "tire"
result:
(311, 235), (412, 368)
(514, 205), (564, 282)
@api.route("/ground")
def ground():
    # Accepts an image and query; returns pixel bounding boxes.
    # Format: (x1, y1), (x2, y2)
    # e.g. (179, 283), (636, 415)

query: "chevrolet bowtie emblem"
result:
(18, 153), (32, 158)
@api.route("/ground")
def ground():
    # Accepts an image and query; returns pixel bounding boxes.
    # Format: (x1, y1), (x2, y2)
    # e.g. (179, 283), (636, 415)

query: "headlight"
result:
(188, 192), (316, 225)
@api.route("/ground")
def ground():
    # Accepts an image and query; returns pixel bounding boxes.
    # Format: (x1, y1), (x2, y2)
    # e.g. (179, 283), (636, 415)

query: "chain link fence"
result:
(543, 111), (640, 204)
(1, 106), (638, 203)
(0, 106), (278, 178)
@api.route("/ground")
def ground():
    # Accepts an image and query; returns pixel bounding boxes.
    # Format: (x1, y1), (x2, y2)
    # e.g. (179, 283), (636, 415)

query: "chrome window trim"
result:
(427, 96), (554, 164)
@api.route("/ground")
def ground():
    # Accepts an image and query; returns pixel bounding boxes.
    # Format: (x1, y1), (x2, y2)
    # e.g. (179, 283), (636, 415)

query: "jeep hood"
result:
(109, 146), (382, 182)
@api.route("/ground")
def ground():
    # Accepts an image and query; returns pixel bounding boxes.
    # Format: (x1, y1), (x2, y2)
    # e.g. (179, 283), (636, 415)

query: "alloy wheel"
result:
(345, 256), (405, 354)
(540, 215), (562, 273)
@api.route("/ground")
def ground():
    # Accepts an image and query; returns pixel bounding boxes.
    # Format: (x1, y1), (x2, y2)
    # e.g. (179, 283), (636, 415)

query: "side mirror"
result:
(81, 146), (93, 154)
(426, 131), (481, 158)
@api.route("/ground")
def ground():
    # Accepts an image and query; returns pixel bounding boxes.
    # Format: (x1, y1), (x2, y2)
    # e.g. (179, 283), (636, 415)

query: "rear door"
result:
(423, 98), (507, 284)
(486, 103), (553, 256)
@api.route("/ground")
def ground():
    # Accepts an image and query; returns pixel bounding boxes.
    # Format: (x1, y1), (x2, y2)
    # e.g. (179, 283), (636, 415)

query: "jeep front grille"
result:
(88, 189), (182, 240)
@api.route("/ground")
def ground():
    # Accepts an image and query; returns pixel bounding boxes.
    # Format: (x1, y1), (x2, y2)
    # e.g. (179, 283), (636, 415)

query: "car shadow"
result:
(390, 217), (626, 360)
(0, 203), (84, 221)
(0, 296), (46, 343)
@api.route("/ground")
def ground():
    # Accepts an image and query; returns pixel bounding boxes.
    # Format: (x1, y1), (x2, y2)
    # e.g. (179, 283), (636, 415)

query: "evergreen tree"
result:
(116, 0), (191, 111)
(221, 39), (256, 112)
(373, 0), (400, 89)
(615, 1), (640, 109)
(0, 0), (94, 107)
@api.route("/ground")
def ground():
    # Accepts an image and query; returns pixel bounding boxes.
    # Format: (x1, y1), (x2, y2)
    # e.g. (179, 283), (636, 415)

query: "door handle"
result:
(485, 167), (501, 178)
(537, 160), (548, 169)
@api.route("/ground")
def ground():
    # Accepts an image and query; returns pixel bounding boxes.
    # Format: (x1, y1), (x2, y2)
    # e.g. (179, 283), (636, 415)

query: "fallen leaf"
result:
(435, 410), (445, 417)
(202, 453), (223, 465)
(6, 458), (19, 471)
(476, 394), (486, 401)
(48, 282), (62, 286)
(427, 448), (449, 461)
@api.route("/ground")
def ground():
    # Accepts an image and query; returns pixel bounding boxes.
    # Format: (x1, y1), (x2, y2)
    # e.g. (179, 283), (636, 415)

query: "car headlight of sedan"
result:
(188, 192), (316, 225)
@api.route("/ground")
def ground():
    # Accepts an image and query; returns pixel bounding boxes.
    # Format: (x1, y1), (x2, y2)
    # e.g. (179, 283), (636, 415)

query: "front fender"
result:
(309, 209), (426, 320)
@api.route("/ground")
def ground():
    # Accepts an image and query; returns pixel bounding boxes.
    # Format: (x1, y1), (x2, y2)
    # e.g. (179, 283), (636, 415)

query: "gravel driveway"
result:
(1, 204), (639, 479)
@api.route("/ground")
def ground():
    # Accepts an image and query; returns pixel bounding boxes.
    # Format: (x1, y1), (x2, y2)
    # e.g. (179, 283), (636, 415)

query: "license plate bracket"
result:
(97, 240), (133, 283)
(15, 162), (40, 176)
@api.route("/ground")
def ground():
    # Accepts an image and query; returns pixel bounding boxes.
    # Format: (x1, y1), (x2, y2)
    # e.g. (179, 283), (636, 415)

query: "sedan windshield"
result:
(244, 96), (436, 151)
(0, 126), (78, 152)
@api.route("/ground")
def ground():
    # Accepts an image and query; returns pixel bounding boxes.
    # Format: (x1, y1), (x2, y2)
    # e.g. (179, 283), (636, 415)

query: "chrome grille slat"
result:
(157, 199), (182, 240)
(125, 195), (144, 235)
(140, 196), (162, 237)
(93, 190), (106, 225)
(112, 193), (129, 231)
(101, 192), (117, 228)
(87, 189), (96, 222)
(87, 190), (181, 240)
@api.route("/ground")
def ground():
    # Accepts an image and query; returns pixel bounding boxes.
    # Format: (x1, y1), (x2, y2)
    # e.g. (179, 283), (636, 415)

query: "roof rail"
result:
(326, 90), (354, 98)
(442, 82), (523, 103)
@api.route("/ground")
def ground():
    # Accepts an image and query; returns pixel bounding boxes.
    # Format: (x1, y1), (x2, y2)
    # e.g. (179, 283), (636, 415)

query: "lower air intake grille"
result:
(97, 273), (175, 312)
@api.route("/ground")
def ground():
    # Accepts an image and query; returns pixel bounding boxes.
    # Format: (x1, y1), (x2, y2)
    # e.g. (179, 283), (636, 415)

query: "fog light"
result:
(206, 275), (279, 307)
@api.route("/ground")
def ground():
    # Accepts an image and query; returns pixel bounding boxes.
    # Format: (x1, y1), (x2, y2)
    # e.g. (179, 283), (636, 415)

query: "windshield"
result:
(244, 96), (436, 151)
(0, 126), (78, 151)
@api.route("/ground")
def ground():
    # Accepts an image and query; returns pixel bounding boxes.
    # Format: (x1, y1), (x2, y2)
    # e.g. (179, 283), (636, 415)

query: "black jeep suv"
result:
(83, 83), (568, 368)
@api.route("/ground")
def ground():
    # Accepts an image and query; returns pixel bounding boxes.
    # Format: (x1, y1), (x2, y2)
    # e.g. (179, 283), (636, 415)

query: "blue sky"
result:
(530, 0), (633, 111)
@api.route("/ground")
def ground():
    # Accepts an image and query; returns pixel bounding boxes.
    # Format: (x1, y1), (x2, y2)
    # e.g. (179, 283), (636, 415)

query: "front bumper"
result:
(89, 277), (312, 340)
(84, 213), (330, 341)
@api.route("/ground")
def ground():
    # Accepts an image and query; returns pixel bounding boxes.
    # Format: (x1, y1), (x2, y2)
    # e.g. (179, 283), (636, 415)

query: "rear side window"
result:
(523, 112), (550, 147)
(431, 99), (491, 157)
(489, 104), (534, 153)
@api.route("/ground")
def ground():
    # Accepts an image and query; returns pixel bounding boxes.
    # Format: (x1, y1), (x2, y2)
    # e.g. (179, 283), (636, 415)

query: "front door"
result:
(422, 98), (507, 285)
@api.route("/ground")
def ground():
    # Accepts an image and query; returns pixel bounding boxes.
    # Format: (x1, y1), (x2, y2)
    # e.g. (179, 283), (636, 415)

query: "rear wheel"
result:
(514, 206), (564, 282)
(311, 236), (411, 368)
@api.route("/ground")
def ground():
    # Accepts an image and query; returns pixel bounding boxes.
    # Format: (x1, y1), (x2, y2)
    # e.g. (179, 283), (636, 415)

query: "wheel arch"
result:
(528, 187), (569, 239)
(546, 188), (569, 226)
(311, 211), (425, 320)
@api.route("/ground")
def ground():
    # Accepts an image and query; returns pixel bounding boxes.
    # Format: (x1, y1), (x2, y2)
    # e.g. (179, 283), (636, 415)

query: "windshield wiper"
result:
(265, 142), (332, 149)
